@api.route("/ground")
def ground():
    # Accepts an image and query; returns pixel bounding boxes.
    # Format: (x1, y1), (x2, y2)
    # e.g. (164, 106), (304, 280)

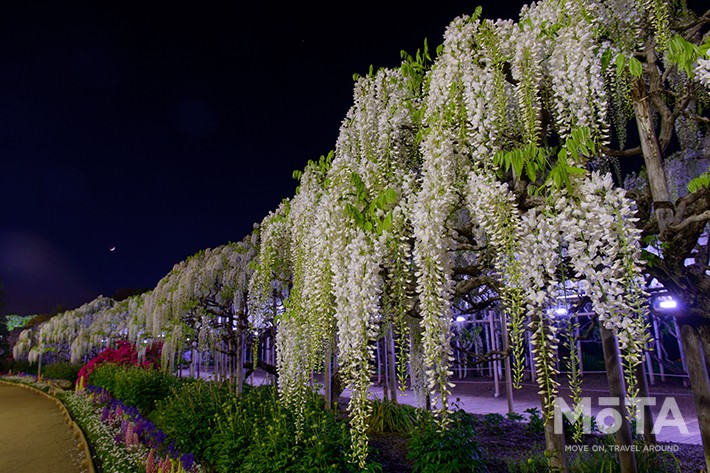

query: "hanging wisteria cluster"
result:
(14, 0), (704, 468)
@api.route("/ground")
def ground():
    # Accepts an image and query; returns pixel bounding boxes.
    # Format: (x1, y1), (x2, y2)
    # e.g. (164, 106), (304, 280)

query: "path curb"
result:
(0, 380), (97, 473)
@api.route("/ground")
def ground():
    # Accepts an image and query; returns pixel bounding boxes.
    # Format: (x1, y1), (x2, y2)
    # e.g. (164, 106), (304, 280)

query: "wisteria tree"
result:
(137, 234), (258, 392)
(248, 1), (709, 471)
(13, 296), (115, 372)
(10, 1), (710, 472)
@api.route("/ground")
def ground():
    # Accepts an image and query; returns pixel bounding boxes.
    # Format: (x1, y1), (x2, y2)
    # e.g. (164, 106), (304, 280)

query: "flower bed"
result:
(60, 386), (203, 473)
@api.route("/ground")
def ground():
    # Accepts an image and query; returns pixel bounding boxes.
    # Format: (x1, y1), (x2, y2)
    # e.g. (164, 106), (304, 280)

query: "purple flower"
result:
(180, 453), (195, 472)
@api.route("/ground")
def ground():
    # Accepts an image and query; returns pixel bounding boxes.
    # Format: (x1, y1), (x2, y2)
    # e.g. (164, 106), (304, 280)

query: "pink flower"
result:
(145, 449), (157, 473)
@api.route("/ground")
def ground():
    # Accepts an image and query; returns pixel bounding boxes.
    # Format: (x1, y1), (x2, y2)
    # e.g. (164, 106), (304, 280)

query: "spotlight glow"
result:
(659, 299), (677, 309)
(555, 307), (568, 315)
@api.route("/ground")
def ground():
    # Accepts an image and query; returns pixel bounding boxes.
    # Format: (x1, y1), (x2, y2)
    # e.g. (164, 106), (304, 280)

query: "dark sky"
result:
(4, 1), (696, 315)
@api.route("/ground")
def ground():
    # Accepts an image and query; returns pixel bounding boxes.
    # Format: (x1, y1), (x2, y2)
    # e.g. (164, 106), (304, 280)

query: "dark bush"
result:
(42, 362), (81, 381)
(207, 385), (362, 473)
(89, 363), (180, 414)
(408, 409), (487, 473)
(151, 379), (233, 461)
(1, 359), (38, 375)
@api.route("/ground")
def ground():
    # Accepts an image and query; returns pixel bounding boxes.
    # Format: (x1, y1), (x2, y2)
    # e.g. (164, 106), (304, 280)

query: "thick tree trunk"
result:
(695, 324), (710, 389)
(680, 322), (710, 473)
(631, 78), (673, 229)
(632, 73), (710, 469)
(599, 325), (637, 473)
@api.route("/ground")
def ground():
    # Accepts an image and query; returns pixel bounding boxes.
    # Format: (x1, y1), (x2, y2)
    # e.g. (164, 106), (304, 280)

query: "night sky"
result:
(1, 1), (699, 315)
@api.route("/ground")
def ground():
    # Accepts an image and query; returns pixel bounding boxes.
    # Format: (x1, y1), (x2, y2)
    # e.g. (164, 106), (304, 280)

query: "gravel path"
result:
(0, 383), (88, 473)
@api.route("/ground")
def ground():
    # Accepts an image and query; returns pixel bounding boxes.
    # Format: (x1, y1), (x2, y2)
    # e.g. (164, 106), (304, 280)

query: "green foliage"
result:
(666, 34), (710, 77)
(89, 363), (180, 414)
(208, 385), (364, 473)
(480, 412), (506, 435)
(494, 144), (550, 184)
(366, 399), (419, 434)
(688, 167), (710, 193)
(524, 407), (545, 434)
(42, 362), (81, 381)
(344, 172), (398, 235)
(2, 359), (38, 374)
(493, 127), (593, 194)
(614, 53), (643, 78)
(506, 451), (549, 473)
(292, 150), (334, 192)
(151, 379), (233, 462)
(5, 315), (33, 331)
(567, 439), (682, 473)
(408, 410), (487, 473)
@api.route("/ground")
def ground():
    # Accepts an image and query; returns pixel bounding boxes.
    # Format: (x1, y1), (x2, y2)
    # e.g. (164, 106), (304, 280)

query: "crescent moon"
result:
(109, 246), (116, 252)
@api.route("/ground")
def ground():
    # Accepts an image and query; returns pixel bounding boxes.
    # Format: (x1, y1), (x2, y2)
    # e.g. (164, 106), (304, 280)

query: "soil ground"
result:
(0, 382), (88, 473)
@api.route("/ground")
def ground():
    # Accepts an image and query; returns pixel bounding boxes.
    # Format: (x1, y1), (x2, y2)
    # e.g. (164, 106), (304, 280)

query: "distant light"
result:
(555, 307), (568, 316)
(455, 316), (466, 322)
(659, 299), (677, 309)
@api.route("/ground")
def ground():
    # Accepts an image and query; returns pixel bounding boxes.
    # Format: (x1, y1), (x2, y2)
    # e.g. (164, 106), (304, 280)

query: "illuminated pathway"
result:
(189, 368), (703, 446)
(0, 383), (89, 473)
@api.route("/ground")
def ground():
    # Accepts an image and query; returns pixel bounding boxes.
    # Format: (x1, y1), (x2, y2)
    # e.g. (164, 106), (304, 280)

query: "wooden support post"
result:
(673, 317), (690, 388)
(388, 325), (398, 404)
(636, 358), (656, 444)
(382, 337), (389, 401)
(501, 311), (514, 414)
(490, 312), (500, 398)
(652, 316), (666, 382)
(646, 349), (656, 386)
(600, 325), (637, 473)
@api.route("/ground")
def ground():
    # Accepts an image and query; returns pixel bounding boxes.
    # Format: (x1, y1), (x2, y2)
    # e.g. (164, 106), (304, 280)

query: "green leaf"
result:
(382, 212), (393, 232)
(688, 170), (710, 193)
(525, 162), (537, 182)
(601, 48), (612, 71)
(471, 5), (483, 22)
(628, 56), (643, 78)
(615, 53), (626, 77)
(568, 166), (587, 176)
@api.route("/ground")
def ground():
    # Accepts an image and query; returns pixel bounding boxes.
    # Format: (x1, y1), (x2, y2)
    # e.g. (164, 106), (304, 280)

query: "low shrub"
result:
(42, 362), (81, 381)
(2, 359), (38, 375)
(408, 409), (486, 473)
(568, 438), (682, 473)
(89, 363), (180, 414)
(151, 379), (233, 461)
(77, 340), (161, 385)
(207, 385), (363, 473)
(506, 451), (548, 473)
(366, 398), (418, 434)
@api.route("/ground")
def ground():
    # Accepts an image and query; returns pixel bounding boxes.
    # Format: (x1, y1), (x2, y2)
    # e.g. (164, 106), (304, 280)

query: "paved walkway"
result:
(187, 368), (703, 445)
(361, 379), (702, 446)
(0, 382), (88, 473)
